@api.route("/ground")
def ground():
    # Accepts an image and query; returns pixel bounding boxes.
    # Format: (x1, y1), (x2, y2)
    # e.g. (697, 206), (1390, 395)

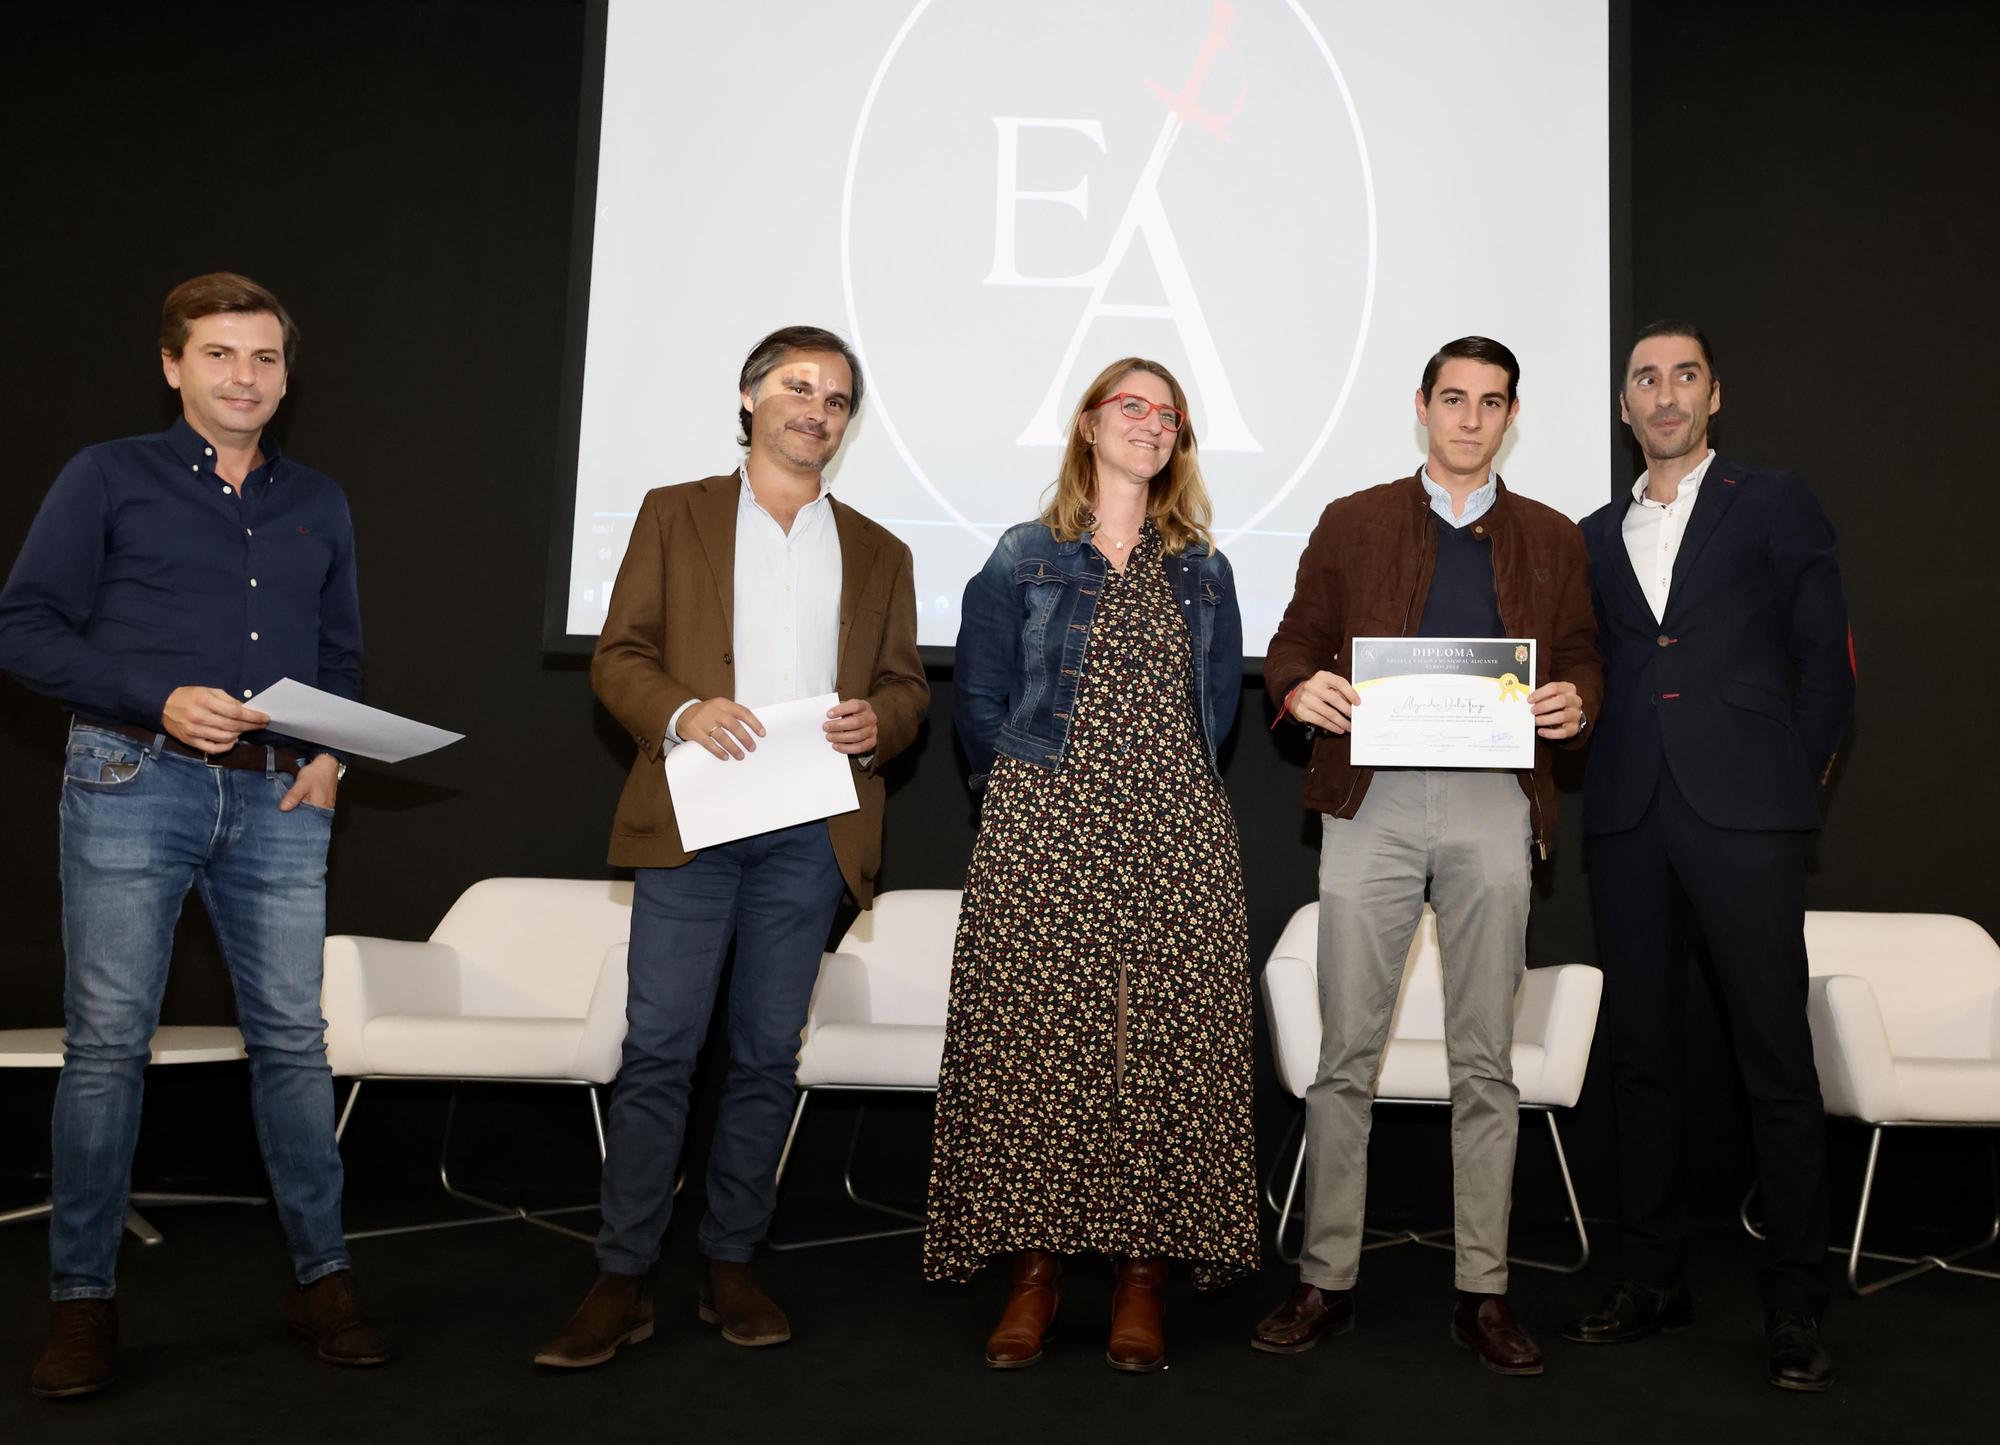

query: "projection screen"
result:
(549, 0), (1611, 658)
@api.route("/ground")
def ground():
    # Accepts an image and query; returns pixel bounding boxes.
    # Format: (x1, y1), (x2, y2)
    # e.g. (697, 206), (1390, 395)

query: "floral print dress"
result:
(924, 524), (1259, 1288)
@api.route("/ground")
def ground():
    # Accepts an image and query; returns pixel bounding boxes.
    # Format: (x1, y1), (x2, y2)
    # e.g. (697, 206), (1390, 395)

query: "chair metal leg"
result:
(335, 1078), (363, 1142)
(1743, 1126), (2000, 1295)
(123, 1208), (165, 1245)
(769, 1092), (930, 1251)
(341, 1080), (602, 1243)
(1500, 1110), (1590, 1273)
(0, 1201), (53, 1228)
(1263, 1113), (1304, 1215)
(773, 1088), (811, 1188)
(1293, 1106), (1589, 1274)
(1844, 1130), (2000, 1295)
(1272, 1127), (1309, 1266)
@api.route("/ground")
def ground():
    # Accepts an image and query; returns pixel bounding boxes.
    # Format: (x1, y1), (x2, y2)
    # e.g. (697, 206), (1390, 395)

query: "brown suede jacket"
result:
(1264, 473), (1601, 856)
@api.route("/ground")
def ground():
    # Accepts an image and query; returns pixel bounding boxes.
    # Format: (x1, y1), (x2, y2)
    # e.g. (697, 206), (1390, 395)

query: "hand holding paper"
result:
(242, 678), (464, 764)
(665, 692), (860, 850)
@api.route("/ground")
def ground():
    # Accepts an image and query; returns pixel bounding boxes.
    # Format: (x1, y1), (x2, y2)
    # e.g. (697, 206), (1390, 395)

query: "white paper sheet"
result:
(243, 678), (465, 764)
(664, 692), (860, 850)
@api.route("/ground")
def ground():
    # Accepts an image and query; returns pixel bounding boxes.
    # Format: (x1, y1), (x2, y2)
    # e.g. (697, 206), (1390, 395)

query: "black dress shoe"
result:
(1560, 1279), (1693, 1344)
(1766, 1310), (1834, 1393)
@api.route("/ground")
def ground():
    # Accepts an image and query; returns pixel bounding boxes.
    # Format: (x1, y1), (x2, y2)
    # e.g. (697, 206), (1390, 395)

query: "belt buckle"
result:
(204, 744), (227, 769)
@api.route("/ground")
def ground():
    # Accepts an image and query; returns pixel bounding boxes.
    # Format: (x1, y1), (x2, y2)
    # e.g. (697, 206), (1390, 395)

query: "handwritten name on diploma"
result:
(1388, 694), (1491, 720)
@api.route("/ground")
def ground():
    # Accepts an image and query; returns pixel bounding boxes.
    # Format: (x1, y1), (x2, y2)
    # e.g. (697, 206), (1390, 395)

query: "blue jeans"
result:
(50, 723), (350, 1300)
(596, 821), (844, 1273)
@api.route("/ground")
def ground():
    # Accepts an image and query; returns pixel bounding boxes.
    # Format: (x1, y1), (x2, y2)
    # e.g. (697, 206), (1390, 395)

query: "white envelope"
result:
(664, 692), (860, 850)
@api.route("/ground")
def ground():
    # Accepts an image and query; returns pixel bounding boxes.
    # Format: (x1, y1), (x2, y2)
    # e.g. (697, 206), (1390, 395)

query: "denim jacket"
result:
(954, 520), (1243, 790)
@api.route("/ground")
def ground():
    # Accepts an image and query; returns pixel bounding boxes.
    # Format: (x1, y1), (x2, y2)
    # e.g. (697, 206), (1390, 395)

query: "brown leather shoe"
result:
(1106, 1257), (1168, 1373)
(984, 1250), (1061, 1369)
(286, 1271), (391, 1367)
(29, 1299), (118, 1399)
(698, 1259), (790, 1347)
(1251, 1282), (1355, 1354)
(533, 1271), (654, 1369)
(1451, 1293), (1544, 1377)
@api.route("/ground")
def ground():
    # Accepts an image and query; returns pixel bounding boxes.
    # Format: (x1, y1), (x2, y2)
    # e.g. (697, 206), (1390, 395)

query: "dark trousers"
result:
(1587, 769), (1829, 1312)
(595, 820), (845, 1273)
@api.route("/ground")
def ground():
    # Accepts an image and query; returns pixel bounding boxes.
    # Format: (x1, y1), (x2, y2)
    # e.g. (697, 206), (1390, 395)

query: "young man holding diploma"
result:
(1253, 337), (1599, 1374)
(535, 326), (926, 1369)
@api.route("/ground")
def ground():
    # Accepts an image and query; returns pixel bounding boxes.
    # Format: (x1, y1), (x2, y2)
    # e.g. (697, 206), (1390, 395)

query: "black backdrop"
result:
(3, 1), (1996, 1246)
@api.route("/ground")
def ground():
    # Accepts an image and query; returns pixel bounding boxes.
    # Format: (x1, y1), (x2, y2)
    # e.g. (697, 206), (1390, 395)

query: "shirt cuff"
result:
(666, 698), (699, 747)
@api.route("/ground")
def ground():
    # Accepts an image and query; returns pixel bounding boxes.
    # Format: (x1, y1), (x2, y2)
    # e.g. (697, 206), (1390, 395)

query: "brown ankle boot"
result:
(534, 1271), (654, 1368)
(698, 1259), (790, 1347)
(984, 1250), (1061, 1369)
(1107, 1257), (1168, 1373)
(285, 1271), (391, 1367)
(30, 1299), (118, 1399)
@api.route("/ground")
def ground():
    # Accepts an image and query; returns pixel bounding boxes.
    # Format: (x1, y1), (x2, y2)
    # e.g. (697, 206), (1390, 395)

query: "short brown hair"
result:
(159, 272), (298, 368)
(736, 325), (864, 447)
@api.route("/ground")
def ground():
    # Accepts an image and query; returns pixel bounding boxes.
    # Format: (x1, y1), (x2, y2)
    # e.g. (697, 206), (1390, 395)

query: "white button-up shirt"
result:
(1622, 449), (1716, 623)
(668, 467), (843, 742)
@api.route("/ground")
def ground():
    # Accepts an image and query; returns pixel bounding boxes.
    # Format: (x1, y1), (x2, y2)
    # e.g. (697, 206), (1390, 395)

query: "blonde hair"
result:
(1040, 357), (1214, 556)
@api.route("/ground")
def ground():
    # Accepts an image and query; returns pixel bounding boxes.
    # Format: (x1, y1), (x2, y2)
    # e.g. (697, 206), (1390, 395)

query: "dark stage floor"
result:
(2, 1181), (1994, 1445)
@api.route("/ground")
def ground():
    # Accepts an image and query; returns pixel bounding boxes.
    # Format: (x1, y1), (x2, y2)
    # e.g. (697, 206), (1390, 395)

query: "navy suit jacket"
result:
(1580, 460), (1854, 835)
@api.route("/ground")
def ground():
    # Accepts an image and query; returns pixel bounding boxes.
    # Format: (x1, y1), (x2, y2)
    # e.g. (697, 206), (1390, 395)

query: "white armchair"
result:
(322, 877), (633, 1240)
(1746, 911), (2000, 1294)
(770, 888), (958, 1249)
(1261, 902), (1603, 1270)
(0, 1026), (266, 1243)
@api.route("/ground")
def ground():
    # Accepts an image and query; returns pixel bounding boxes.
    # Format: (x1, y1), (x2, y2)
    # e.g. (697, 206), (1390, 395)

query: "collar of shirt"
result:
(1419, 466), (1498, 529)
(168, 415), (284, 488)
(1631, 448), (1715, 509)
(737, 463), (832, 524)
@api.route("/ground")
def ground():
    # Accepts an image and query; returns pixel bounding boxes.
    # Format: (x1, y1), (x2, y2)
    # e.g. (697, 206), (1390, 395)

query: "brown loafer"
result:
(286, 1271), (391, 1367)
(1451, 1293), (1544, 1377)
(534, 1271), (654, 1369)
(1251, 1282), (1355, 1354)
(985, 1250), (1061, 1369)
(698, 1259), (790, 1347)
(1106, 1257), (1168, 1373)
(30, 1299), (118, 1399)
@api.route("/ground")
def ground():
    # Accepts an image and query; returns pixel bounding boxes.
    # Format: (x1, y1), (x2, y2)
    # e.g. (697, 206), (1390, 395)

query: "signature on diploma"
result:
(1390, 694), (1490, 719)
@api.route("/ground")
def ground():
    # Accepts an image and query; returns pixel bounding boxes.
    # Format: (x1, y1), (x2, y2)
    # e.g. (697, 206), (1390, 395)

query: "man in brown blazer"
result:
(535, 326), (927, 1370)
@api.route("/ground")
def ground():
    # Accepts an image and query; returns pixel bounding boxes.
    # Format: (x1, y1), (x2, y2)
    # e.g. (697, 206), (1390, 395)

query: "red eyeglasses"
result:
(1092, 393), (1187, 433)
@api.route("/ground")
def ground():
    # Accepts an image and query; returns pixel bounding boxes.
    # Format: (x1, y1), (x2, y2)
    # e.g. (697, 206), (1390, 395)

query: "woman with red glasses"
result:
(924, 357), (1256, 1373)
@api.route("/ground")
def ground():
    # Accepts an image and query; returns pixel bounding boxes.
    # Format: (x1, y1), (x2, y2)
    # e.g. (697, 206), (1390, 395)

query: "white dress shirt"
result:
(1622, 449), (1716, 623)
(668, 466), (843, 742)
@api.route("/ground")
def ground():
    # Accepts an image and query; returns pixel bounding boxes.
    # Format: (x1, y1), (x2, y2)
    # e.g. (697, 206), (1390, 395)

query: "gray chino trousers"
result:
(1299, 769), (1532, 1295)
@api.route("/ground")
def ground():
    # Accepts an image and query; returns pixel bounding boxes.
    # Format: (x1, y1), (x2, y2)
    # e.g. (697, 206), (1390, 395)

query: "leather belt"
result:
(74, 716), (312, 774)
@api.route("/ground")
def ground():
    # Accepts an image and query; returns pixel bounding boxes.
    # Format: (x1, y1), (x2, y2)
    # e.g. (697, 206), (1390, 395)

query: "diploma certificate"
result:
(1347, 637), (1537, 769)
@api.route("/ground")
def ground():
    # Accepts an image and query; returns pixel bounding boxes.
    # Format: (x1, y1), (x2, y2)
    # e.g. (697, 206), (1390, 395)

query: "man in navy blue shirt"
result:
(0, 273), (388, 1398)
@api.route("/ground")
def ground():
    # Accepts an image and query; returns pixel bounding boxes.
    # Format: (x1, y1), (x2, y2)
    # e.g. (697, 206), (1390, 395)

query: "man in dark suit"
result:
(533, 325), (928, 1370)
(1563, 321), (1853, 1391)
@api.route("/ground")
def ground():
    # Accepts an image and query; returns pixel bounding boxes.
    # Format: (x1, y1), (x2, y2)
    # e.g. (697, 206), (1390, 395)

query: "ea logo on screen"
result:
(842, 0), (1375, 544)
